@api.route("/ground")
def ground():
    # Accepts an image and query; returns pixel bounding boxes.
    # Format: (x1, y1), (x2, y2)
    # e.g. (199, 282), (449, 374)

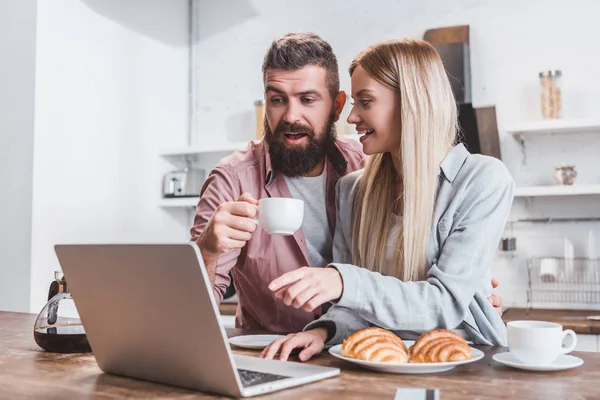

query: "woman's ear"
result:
(334, 90), (347, 121)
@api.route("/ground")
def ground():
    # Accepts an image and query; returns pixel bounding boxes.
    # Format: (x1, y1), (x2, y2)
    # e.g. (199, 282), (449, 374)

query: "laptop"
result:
(54, 243), (340, 397)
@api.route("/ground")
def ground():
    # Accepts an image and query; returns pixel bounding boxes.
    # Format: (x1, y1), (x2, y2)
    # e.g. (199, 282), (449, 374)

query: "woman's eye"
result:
(360, 99), (372, 106)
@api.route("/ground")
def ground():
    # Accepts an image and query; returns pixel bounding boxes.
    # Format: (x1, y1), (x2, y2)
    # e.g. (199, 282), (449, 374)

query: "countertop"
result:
(503, 308), (600, 334)
(2, 311), (599, 399)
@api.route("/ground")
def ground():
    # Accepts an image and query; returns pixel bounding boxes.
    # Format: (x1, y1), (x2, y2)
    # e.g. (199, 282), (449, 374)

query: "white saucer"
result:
(228, 334), (285, 350)
(328, 341), (484, 374)
(493, 352), (584, 371)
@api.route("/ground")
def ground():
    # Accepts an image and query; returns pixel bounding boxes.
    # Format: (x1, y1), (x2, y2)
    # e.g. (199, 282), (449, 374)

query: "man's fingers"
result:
(223, 214), (257, 233)
(491, 278), (499, 289)
(225, 226), (253, 242)
(226, 238), (247, 250)
(269, 269), (306, 292)
(299, 340), (323, 362)
(238, 192), (259, 205)
(227, 202), (258, 218)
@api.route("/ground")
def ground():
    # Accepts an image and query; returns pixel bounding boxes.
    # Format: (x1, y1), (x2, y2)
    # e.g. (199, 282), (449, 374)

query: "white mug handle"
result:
(561, 329), (577, 354)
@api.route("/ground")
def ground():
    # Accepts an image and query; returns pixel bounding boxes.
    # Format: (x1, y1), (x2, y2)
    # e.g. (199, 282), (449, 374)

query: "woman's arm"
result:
(331, 161), (514, 336)
(303, 175), (370, 345)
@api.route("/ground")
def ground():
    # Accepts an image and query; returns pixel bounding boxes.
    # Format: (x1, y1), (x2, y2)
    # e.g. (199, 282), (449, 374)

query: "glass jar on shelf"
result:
(539, 70), (562, 119)
(254, 100), (265, 139)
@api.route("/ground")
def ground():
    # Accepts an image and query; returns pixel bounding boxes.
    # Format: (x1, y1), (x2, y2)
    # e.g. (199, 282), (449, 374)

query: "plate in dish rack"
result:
(328, 341), (484, 374)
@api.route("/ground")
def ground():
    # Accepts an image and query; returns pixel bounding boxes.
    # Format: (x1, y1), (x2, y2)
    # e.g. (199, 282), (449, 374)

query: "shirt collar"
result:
(439, 143), (469, 183)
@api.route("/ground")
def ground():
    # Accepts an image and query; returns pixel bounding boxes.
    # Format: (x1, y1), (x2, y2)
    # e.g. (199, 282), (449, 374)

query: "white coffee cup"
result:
(252, 198), (304, 236)
(507, 320), (577, 365)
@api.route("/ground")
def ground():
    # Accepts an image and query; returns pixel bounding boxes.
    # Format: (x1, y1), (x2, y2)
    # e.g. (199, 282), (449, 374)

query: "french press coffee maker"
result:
(33, 271), (91, 353)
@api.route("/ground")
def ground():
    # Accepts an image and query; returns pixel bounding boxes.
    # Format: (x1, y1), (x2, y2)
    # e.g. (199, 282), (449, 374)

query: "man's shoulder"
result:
(214, 140), (264, 176)
(335, 137), (366, 173)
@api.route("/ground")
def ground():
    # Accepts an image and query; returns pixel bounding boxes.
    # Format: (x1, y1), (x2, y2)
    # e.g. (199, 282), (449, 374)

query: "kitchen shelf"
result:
(160, 135), (361, 158)
(159, 142), (250, 157)
(158, 197), (199, 208)
(507, 118), (600, 136)
(514, 184), (600, 197)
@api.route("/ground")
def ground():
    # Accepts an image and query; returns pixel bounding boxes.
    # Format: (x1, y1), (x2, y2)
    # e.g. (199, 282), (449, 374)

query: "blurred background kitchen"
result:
(1, 0), (599, 338)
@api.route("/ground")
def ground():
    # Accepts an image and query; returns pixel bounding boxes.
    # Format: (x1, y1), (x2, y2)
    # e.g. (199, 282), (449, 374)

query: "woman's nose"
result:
(347, 106), (361, 125)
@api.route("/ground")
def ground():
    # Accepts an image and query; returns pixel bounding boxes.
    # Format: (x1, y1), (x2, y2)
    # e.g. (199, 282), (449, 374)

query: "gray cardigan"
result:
(305, 144), (514, 346)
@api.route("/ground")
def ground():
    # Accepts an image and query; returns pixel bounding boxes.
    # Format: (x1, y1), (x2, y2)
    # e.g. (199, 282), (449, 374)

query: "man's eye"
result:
(270, 98), (285, 104)
(302, 98), (316, 104)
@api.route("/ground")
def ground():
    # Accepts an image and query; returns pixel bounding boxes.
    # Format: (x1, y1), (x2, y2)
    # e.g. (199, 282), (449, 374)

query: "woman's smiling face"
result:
(347, 65), (402, 156)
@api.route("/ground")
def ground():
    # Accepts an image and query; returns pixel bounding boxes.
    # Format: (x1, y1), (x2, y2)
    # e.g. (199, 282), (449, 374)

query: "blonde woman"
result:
(261, 38), (514, 362)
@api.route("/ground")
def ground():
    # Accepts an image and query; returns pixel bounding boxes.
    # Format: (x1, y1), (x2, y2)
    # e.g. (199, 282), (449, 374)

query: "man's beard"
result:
(264, 112), (337, 178)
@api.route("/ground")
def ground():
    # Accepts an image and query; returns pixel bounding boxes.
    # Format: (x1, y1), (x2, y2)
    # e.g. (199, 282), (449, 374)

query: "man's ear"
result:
(334, 90), (347, 121)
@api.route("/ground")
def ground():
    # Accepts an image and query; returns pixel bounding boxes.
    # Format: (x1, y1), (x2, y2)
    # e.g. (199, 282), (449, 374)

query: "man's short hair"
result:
(262, 32), (340, 99)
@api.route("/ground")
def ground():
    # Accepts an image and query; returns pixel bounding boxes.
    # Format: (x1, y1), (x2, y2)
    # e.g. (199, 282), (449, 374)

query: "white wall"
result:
(29, 0), (190, 313)
(193, 0), (600, 309)
(0, 0), (37, 312)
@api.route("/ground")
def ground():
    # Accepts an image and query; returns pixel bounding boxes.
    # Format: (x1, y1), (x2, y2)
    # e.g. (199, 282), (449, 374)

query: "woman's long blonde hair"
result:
(350, 39), (458, 281)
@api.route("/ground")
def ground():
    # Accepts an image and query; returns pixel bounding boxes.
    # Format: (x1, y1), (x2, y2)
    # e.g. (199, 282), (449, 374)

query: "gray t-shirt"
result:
(284, 170), (332, 267)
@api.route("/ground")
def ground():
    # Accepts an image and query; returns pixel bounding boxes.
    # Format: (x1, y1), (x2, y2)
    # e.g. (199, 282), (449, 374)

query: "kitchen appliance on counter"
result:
(162, 167), (205, 198)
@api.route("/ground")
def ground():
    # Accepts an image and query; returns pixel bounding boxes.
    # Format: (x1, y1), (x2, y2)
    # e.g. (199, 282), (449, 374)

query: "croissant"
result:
(409, 329), (471, 363)
(341, 327), (408, 363)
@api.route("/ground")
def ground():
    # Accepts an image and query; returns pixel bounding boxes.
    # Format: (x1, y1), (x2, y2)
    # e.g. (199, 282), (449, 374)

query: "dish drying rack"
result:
(527, 257), (600, 308)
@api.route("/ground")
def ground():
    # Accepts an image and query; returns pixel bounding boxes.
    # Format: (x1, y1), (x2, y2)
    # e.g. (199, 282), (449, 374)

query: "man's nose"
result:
(282, 101), (301, 125)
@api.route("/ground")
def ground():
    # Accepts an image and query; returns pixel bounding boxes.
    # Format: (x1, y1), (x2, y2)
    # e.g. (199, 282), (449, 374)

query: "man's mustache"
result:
(274, 122), (313, 136)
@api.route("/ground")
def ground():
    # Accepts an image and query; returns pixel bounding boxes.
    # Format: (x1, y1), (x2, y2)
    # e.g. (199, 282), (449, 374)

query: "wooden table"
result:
(1, 312), (598, 399)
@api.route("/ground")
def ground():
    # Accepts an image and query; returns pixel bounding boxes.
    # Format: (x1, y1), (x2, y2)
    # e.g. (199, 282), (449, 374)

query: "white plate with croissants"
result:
(328, 327), (484, 374)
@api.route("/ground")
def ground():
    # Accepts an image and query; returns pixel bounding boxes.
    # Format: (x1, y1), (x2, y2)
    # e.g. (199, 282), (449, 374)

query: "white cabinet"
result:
(574, 334), (598, 352)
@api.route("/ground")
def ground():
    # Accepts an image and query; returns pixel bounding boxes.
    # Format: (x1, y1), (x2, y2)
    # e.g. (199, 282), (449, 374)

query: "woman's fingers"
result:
(299, 340), (324, 362)
(260, 336), (288, 360)
(278, 335), (309, 361)
(269, 268), (307, 291)
(301, 292), (329, 312)
(285, 281), (314, 307)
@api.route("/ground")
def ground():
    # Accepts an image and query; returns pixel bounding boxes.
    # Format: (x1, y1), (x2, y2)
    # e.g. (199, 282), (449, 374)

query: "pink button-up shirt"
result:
(190, 138), (365, 333)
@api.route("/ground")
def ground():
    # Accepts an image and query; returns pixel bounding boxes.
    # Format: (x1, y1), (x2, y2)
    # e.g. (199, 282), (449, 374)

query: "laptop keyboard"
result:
(237, 369), (290, 387)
